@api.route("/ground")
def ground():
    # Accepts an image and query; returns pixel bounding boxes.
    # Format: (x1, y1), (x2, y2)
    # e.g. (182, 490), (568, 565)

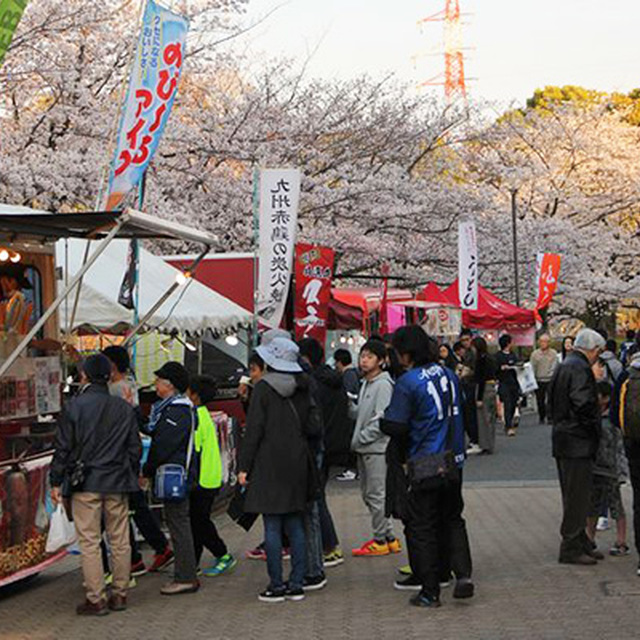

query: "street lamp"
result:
(510, 188), (521, 307)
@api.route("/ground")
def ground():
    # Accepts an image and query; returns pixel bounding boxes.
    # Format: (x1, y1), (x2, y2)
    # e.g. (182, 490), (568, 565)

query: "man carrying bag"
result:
(50, 354), (141, 616)
(382, 326), (473, 609)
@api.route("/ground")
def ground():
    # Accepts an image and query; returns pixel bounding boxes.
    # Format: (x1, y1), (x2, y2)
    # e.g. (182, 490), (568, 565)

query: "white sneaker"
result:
(465, 443), (482, 455)
(596, 516), (610, 531)
(336, 469), (357, 481)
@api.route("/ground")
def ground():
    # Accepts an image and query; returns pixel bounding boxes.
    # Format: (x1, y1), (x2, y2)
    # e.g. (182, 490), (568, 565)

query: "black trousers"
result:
(461, 382), (479, 444)
(129, 490), (168, 555)
(625, 440), (640, 557)
(189, 488), (228, 564)
(556, 457), (593, 560)
(500, 385), (520, 430)
(404, 471), (473, 599)
(535, 381), (550, 422)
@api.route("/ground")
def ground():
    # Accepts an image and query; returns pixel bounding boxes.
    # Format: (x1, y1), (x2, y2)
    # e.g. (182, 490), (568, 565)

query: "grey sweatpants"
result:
(357, 453), (394, 541)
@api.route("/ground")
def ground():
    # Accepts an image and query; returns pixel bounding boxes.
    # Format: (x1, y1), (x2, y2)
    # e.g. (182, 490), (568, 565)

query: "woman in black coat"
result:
(238, 337), (318, 603)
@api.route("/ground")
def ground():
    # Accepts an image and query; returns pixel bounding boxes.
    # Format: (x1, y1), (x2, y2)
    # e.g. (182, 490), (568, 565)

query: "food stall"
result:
(0, 205), (243, 587)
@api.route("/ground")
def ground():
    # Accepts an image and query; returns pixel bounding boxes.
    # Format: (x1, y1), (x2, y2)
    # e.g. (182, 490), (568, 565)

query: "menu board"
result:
(0, 357), (61, 422)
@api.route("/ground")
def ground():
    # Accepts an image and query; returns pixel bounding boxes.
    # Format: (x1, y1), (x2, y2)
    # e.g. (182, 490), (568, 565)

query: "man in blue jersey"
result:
(382, 326), (473, 608)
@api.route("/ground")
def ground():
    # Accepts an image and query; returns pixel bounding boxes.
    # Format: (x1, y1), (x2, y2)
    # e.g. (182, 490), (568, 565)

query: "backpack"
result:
(620, 369), (640, 440)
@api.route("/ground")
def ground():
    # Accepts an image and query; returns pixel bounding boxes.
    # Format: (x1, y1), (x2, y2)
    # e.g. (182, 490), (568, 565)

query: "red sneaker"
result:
(245, 546), (267, 561)
(131, 559), (148, 577)
(352, 539), (390, 557)
(149, 547), (175, 572)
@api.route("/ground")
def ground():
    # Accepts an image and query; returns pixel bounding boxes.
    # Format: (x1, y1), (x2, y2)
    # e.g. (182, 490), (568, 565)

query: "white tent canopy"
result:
(57, 239), (251, 335)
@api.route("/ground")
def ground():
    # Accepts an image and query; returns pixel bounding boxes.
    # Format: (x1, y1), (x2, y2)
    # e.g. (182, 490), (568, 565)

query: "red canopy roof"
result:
(441, 280), (536, 331)
(416, 282), (451, 306)
(331, 287), (413, 314)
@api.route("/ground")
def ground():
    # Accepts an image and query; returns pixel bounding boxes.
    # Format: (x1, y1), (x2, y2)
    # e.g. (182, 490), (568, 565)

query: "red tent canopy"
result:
(416, 282), (451, 306)
(441, 280), (536, 331)
(331, 287), (413, 315)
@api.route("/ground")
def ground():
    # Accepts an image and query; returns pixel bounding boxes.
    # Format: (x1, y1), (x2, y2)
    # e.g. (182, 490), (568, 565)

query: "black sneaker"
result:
(258, 587), (286, 603)
(394, 574), (422, 591)
(453, 577), (475, 599)
(303, 574), (327, 591)
(409, 591), (442, 608)
(284, 587), (306, 602)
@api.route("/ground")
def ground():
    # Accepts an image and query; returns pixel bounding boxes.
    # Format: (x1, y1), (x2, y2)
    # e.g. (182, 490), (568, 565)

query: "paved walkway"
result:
(1, 414), (639, 639)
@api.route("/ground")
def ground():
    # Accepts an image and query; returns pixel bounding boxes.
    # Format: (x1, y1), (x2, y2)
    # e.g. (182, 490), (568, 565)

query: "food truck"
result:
(0, 206), (221, 587)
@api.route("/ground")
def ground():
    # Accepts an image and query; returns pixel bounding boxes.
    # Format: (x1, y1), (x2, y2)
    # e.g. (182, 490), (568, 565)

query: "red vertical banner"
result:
(294, 243), (335, 343)
(535, 253), (561, 312)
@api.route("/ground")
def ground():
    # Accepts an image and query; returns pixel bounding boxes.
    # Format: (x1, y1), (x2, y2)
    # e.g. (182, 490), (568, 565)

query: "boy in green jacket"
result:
(188, 375), (237, 577)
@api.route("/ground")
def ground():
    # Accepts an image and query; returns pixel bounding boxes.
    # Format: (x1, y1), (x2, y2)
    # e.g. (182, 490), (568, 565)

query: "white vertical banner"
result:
(257, 168), (301, 328)
(458, 221), (478, 310)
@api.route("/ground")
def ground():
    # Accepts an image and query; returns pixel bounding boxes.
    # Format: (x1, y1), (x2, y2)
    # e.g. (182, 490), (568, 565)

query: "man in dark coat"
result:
(548, 328), (605, 565)
(50, 354), (141, 616)
(238, 337), (319, 603)
(298, 337), (346, 564)
(142, 361), (199, 596)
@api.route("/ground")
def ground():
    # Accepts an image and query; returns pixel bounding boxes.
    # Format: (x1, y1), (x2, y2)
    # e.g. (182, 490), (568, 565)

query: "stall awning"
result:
(58, 239), (251, 336)
(0, 207), (219, 247)
(331, 287), (414, 315)
(442, 280), (536, 331)
(416, 282), (451, 306)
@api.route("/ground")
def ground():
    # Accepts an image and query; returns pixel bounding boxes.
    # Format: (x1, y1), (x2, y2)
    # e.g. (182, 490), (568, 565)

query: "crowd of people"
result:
(47, 323), (640, 616)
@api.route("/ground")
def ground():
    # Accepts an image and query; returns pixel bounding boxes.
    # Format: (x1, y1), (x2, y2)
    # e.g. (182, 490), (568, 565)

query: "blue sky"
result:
(235, 0), (639, 106)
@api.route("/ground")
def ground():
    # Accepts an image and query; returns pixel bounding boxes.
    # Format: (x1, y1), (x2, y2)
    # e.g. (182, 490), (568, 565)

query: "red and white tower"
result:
(418, 0), (468, 104)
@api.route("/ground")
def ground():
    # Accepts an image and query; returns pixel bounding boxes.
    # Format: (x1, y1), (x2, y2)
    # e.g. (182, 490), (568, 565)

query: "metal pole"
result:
(511, 188), (521, 307)
(131, 170), (146, 370)
(0, 218), (127, 378)
(197, 333), (203, 375)
(251, 166), (260, 348)
(122, 247), (210, 346)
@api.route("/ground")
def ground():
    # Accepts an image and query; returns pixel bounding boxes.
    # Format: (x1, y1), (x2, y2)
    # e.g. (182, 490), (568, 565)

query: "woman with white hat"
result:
(238, 337), (320, 603)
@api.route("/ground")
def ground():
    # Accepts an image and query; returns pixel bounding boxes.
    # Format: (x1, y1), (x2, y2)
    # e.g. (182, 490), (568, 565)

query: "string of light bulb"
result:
(0, 249), (21, 263)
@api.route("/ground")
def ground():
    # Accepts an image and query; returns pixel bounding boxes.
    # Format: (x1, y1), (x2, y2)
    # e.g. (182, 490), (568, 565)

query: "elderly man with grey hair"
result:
(529, 333), (558, 424)
(548, 328), (606, 565)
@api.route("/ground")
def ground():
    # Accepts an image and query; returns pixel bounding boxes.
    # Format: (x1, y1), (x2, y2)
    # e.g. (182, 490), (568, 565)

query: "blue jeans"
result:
(263, 513), (306, 591)
(304, 500), (324, 579)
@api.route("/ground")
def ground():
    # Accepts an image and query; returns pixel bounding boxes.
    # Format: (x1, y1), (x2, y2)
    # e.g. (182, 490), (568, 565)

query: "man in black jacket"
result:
(142, 361), (199, 596)
(548, 328), (605, 565)
(298, 337), (346, 565)
(50, 354), (141, 616)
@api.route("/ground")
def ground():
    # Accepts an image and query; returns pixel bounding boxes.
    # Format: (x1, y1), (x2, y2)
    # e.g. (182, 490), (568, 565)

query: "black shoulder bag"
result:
(407, 378), (459, 489)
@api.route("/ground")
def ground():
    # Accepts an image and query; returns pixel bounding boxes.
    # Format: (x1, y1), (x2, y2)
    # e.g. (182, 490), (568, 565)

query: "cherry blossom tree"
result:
(2, 3), (640, 318)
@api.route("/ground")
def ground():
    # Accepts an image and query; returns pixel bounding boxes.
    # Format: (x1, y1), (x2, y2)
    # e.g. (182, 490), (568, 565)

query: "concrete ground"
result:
(1, 413), (639, 640)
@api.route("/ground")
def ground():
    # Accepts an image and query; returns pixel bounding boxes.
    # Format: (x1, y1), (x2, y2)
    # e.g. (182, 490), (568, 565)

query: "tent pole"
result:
(0, 219), (127, 379)
(197, 333), (203, 375)
(122, 246), (211, 346)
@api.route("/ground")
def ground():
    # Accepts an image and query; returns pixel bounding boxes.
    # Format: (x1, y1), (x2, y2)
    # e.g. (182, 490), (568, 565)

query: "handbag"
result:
(407, 376), (459, 488)
(154, 409), (195, 502)
(227, 486), (258, 532)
